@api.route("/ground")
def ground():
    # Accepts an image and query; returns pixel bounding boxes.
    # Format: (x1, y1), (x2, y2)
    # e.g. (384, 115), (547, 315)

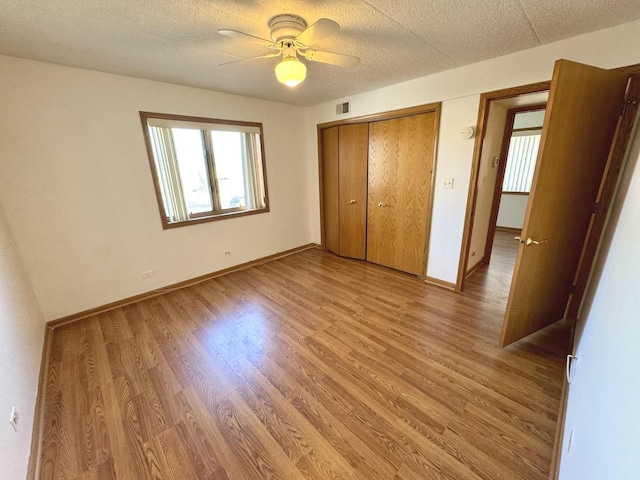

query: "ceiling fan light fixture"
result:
(275, 56), (307, 87)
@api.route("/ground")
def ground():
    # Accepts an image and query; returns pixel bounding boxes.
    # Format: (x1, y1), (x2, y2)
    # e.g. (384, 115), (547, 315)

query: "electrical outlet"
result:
(224, 251), (232, 256)
(9, 407), (18, 431)
(140, 270), (154, 279)
(442, 178), (454, 189)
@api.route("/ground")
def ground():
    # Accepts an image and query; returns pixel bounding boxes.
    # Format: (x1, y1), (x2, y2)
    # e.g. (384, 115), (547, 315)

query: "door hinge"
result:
(593, 202), (600, 214)
(621, 100), (638, 117)
(570, 284), (577, 294)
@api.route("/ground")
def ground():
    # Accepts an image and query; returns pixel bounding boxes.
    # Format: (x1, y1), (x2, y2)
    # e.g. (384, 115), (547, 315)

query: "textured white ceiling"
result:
(1, 1), (639, 106)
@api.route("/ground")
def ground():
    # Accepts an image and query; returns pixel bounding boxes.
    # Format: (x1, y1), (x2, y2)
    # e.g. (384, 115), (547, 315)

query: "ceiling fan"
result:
(218, 14), (360, 87)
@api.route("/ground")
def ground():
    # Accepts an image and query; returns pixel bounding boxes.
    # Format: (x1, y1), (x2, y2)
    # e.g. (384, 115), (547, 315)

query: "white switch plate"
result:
(442, 178), (454, 189)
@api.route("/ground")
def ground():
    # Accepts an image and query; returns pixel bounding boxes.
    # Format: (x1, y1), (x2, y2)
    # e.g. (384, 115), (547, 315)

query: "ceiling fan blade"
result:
(218, 29), (275, 47)
(220, 52), (281, 66)
(304, 49), (360, 68)
(296, 18), (340, 46)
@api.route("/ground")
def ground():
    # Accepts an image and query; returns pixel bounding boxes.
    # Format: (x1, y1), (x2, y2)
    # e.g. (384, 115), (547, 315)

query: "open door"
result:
(500, 60), (629, 347)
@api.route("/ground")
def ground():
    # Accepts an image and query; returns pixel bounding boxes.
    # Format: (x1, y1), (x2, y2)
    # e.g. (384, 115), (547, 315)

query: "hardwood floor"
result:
(38, 237), (570, 479)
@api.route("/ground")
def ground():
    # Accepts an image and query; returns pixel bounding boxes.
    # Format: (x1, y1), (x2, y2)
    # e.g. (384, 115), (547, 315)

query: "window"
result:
(502, 131), (541, 193)
(140, 112), (269, 228)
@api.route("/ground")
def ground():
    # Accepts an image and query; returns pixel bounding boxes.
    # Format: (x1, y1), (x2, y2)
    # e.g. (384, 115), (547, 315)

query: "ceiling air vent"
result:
(336, 101), (350, 115)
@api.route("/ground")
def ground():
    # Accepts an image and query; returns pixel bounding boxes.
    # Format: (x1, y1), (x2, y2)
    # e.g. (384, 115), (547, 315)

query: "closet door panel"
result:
(367, 113), (436, 275)
(323, 126), (340, 254)
(396, 113), (436, 275)
(338, 124), (369, 259)
(367, 119), (399, 267)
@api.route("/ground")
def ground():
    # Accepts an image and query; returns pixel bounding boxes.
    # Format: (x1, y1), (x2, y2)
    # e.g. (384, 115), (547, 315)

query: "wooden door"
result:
(323, 126), (340, 254)
(367, 113), (437, 275)
(338, 124), (368, 259)
(500, 60), (629, 347)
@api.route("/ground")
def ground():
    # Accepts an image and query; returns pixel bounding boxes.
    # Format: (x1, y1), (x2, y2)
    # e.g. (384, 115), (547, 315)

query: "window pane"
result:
(171, 128), (213, 214)
(211, 131), (247, 209)
(502, 134), (541, 192)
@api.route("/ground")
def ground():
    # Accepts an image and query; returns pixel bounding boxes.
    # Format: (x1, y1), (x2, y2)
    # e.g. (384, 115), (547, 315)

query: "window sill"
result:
(161, 206), (269, 229)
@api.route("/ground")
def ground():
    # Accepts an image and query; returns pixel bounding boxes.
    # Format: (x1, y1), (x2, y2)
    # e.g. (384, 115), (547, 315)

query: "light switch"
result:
(442, 178), (454, 189)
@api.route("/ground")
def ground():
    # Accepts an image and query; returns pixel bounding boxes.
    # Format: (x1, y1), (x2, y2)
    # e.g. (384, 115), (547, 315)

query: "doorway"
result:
(466, 101), (547, 280)
(460, 89), (549, 303)
(460, 61), (640, 349)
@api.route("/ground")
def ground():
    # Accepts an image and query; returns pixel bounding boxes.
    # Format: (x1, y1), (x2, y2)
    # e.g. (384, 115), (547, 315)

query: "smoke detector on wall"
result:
(459, 126), (475, 139)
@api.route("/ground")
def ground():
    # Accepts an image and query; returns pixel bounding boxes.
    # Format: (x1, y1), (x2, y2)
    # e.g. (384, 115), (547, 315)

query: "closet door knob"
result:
(345, 199), (356, 204)
(377, 202), (387, 207)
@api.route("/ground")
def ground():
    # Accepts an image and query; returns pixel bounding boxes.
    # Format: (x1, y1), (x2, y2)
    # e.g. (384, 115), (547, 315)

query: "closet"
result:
(321, 104), (439, 276)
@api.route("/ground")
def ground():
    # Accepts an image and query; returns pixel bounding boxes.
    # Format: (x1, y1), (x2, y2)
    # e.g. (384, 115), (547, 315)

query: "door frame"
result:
(458, 81), (550, 291)
(480, 103), (547, 269)
(317, 102), (441, 277)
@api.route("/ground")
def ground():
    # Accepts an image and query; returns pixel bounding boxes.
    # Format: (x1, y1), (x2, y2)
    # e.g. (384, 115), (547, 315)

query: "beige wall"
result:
(0, 204), (45, 479)
(0, 56), (314, 321)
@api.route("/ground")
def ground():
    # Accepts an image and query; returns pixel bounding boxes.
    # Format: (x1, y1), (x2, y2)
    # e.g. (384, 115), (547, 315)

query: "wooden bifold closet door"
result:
(322, 108), (437, 276)
(323, 123), (369, 259)
(367, 113), (436, 275)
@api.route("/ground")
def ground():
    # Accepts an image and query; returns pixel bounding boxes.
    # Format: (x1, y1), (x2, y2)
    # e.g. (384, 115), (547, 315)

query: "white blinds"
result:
(503, 134), (541, 192)
(148, 127), (190, 222)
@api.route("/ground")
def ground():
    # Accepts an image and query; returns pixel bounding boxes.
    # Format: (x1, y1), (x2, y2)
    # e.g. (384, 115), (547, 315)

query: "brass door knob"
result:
(526, 237), (547, 246)
(377, 202), (387, 207)
(345, 199), (356, 204)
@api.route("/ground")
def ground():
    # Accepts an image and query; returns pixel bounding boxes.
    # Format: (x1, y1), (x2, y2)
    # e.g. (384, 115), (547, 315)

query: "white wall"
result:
(0, 55), (314, 321)
(497, 193), (529, 229)
(307, 20), (640, 284)
(0, 203), (46, 479)
(467, 103), (507, 270)
(428, 96), (480, 282)
(558, 113), (640, 479)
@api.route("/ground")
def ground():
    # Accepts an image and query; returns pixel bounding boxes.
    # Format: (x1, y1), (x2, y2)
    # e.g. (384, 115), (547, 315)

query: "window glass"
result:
(211, 131), (246, 209)
(172, 128), (213, 214)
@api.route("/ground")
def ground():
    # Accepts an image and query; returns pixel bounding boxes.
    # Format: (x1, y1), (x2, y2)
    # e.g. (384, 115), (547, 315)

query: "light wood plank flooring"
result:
(38, 237), (570, 479)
